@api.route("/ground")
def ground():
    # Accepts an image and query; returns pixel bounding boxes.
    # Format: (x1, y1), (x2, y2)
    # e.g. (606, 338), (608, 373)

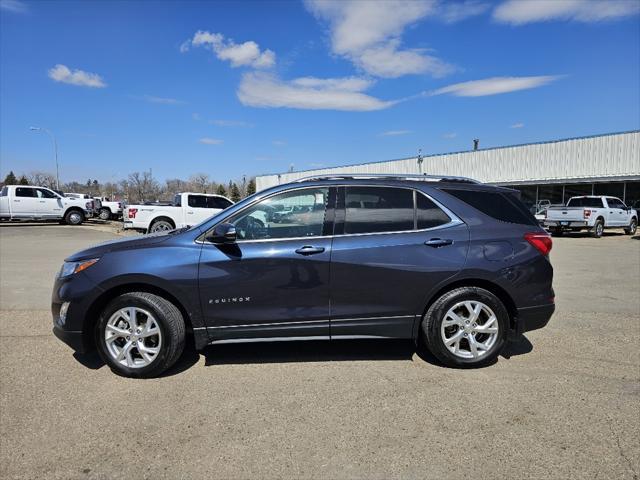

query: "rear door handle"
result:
(295, 245), (325, 256)
(425, 238), (453, 248)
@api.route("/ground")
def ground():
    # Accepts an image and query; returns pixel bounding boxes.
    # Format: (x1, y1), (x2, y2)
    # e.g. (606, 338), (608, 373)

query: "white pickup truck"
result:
(94, 197), (124, 220)
(0, 185), (93, 225)
(544, 195), (638, 237)
(124, 192), (233, 233)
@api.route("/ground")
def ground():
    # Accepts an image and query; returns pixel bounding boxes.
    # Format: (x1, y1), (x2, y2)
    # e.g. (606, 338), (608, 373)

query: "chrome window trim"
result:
(197, 184), (464, 245)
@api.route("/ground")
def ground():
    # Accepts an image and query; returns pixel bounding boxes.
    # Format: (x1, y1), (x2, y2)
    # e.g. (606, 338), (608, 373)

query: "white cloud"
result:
(141, 95), (184, 105)
(272, 140), (287, 146)
(510, 122), (525, 128)
(192, 113), (201, 121)
(210, 119), (254, 128)
(47, 64), (106, 88)
(183, 30), (275, 68)
(443, 132), (457, 138)
(199, 137), (223, 145)
(493, 0), (640, 24)
(0, 0), (28, 13)
(380, 130), (412, 136)
(430, 75), (563, 97)
(237, 72), (396, 111)
(304, 0), (454, 78)
(437, 1), (490, 23)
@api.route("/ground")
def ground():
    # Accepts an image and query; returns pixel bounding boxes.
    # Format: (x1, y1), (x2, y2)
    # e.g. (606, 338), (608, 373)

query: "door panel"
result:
(198, 186), (334, 342)
(198, 238), (332, 340)
(12, 188), (38, 216)
(329, 223), (469, 338)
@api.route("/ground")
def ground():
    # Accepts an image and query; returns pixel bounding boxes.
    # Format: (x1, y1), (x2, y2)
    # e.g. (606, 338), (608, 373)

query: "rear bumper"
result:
(516, 303), (555, 334)
(544, 220), (587, 228)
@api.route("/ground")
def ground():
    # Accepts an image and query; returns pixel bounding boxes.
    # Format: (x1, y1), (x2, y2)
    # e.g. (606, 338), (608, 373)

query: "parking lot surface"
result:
(1, 224), (639, 479)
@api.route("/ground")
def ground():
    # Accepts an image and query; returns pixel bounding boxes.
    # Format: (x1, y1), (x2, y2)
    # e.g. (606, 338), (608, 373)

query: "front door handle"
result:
(295, 245), (325, 256)
(425, 238), (453, 248)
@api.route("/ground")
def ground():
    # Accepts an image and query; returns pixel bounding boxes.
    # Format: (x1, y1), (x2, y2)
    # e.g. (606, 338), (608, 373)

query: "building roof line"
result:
(257, 129), (640, 178)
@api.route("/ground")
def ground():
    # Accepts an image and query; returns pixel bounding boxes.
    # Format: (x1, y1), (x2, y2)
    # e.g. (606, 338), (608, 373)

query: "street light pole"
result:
(29, 126), (59, 190)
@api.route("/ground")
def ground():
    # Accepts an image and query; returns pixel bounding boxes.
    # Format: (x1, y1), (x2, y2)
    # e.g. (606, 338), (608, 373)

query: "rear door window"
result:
(344, 187), (414, 234)
(443, 189), (537, 226)
(417, 193), (451, 229)
(15, 187), (36, 198)
(188, 195), (207, 208)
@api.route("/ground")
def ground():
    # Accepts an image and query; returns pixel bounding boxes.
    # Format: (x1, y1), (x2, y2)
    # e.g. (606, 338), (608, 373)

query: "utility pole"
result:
(30, 127), (60, 190)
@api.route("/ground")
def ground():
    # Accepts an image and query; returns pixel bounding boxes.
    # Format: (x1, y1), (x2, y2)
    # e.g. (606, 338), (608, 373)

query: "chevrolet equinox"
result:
(52, 174), (555, 377)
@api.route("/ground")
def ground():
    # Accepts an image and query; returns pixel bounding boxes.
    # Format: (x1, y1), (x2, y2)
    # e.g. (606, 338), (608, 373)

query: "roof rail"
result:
(291, 173), (481, 184)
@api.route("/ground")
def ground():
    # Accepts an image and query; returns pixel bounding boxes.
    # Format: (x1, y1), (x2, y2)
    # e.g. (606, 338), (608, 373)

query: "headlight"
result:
(59, 258), (100, 278)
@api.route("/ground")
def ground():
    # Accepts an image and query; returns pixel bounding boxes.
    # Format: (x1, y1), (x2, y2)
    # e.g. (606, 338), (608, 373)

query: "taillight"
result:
(128, 208), (138, 219)
(584, 209), (591, 219)
(525, 232), (552, 256)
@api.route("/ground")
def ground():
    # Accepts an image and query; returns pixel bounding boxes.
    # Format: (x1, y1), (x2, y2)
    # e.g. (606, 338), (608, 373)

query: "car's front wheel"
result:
(96, 292), (186, 378)
(624, 218), (637, 235)
(421, 287), (508, 367)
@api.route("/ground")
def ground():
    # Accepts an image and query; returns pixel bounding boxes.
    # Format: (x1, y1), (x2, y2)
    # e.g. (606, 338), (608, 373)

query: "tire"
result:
(624, 218), (637, 235)
(98, 208), (111, 221)
(95, 292), (186, 378)
(590, 218), (604, 238)
(149, 218), (174, 234)
(421, 287), (508, 368)
(550, 227), (563, 237)
(64, 209), (84, 225)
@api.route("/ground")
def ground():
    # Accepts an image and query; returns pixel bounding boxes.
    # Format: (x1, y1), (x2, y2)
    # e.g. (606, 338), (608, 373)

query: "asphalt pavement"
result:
(1, 223), (638, 479)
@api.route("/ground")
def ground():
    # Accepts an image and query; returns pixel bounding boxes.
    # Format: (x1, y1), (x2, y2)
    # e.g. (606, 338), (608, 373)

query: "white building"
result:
(256, 130), (640, 207)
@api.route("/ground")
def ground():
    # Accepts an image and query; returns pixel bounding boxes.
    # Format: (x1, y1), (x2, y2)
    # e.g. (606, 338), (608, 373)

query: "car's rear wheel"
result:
(64, 209), (84, 225)
(624, 218), (637, 235)
(590, 219), (604, 238)
(96, 292), (185, 378)
(149, 219), (174, 233)
(98, 208), (111, 220)
(421, 287), (508, 367)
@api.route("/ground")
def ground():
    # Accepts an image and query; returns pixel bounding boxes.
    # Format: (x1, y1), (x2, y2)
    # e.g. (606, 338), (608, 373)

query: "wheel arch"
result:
(415, 278), (518, 342)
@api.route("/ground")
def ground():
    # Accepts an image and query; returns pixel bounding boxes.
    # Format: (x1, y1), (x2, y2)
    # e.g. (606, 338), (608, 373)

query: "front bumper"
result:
(516, 303), (555, 334)
(52, 324), (88, 353)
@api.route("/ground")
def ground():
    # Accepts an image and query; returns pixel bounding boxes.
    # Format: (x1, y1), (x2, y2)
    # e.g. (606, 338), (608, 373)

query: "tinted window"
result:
(207, 197), (233, 209)
(443, 189), (537, 226)
(227, 188), (329, 240)
(174, 194), (181, 207)
(188, 195), (207, 208)
(417, 193), (450, 229)
(15, 187), (35, 198)
(567, 197), (604, 208)
(345, 187), (414, 234)
(1, 187), (7, 197)
(36, 188), (57, 199)
(607, 198), (625, 209)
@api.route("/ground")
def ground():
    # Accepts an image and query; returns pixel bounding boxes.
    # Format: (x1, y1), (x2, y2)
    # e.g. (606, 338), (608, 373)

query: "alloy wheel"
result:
(104, 307), (162, 368)
(440, 301), (500, 360)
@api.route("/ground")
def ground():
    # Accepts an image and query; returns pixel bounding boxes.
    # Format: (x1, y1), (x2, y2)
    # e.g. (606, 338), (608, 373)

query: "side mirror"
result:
(208, 223), (237, 243)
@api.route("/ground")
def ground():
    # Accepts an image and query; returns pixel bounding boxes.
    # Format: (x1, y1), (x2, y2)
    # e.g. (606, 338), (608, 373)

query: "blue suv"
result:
(52, 175), (554, 377)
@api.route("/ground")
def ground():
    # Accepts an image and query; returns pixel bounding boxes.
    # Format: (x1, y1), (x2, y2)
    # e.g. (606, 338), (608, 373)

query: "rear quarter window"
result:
(442, 189), (537, 226)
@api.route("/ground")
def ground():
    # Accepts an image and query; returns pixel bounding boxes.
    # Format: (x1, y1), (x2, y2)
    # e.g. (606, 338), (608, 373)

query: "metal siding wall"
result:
(256, 132), (640, 191)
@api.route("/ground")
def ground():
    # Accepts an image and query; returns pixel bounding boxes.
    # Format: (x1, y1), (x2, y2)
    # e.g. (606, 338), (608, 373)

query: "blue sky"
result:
(1, 0), (639, 184)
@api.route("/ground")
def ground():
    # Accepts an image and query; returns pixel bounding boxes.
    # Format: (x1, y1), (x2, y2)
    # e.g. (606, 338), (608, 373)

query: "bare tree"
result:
(27, 171), (57, 189)
(128, 171), (160, 203)
(189, 173), (210, 193)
